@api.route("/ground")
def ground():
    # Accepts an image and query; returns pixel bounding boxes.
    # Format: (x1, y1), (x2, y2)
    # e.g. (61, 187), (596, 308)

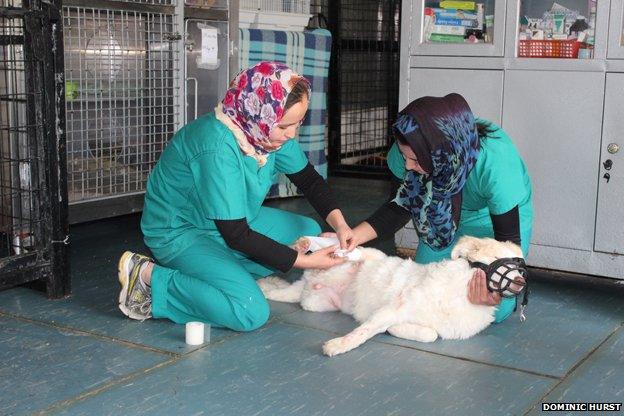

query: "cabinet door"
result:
(409, 0), (506, 57)
(510, 0), (603, 60)
(502, 70), (604, 250)
(409, 68), (503, 123)
(595, 73), (624, 254)
(607, 1), (624, 59)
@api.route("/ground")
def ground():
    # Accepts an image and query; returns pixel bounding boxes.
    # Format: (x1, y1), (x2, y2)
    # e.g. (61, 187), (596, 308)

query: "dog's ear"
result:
(451, 236), (482, 260)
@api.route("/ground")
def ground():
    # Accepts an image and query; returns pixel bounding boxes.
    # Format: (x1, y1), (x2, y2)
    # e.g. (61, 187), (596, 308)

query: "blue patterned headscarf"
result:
(393, 93), (480, 250)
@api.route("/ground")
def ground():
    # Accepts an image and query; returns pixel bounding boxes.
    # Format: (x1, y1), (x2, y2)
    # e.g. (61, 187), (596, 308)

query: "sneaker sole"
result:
(117, 251), (147, 321)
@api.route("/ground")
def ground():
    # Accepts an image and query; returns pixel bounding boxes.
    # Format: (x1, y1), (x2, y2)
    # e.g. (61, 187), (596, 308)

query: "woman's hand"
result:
(325, 209), (355, 250)
(294, 245), (347, 270)
(467, 269), (501, 306)
(334, 223), (354, 251)
(347, 222), (378, 251)
(321, 221), (377, 251)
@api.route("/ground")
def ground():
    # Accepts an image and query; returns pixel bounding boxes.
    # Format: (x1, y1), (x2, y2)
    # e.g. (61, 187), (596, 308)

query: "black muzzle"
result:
(470, 257), (530, 321)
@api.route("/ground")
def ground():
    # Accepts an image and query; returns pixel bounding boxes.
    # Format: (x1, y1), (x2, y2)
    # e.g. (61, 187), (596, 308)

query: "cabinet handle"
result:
(603, 173), (610, 183)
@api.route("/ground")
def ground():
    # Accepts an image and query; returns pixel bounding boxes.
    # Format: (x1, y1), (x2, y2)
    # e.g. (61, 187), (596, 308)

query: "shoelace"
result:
(130, 258), (152, 315)
(138, 299), (152, 315)
(128, 284), (151, 317)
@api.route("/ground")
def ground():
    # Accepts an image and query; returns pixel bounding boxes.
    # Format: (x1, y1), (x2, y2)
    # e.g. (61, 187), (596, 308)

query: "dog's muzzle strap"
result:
(519, 282), (529, 322)
(469, 257), (529, 322)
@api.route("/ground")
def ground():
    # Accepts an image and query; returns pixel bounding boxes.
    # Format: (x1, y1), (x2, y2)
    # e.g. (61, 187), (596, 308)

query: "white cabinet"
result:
(398, 0), (624, 279)
(502, 70), (604, 251)
(594, 73), (624, 255)
(409, 68), (503, 124)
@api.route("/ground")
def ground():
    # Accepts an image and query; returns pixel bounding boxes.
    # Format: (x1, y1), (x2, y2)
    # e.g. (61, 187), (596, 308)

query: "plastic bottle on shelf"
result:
(587, 0), (596, 46)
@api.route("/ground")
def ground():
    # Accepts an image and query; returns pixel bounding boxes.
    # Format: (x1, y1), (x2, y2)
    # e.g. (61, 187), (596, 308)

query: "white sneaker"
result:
(118, 251), (153, 321)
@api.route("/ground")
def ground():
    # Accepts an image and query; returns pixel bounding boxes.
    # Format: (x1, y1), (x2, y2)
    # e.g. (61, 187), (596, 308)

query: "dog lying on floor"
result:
(257, 236), (527, 357)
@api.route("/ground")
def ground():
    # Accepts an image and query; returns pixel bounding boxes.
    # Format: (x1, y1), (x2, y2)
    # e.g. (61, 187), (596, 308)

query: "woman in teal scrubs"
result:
(344, 93), (533, 323)
(117, 62), (352, 331)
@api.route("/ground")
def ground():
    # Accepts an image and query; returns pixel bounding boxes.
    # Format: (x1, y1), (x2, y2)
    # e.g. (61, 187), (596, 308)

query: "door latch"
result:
(603, 159), (613, 170)
(164, 32), (182, 42)
(603, 173), (610, 183)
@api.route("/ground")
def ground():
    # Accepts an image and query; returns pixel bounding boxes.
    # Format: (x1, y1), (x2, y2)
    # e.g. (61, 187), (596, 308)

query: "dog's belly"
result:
(338, 286), (357, 315)
(349, 257), (417, 323)
(348, 258), (496, 338)
(400, 264), (497, 339)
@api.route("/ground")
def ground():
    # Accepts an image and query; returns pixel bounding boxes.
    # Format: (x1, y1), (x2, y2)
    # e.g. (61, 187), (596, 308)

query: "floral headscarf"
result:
(216, 61), (311, 166)
(393, 93), (480, 250)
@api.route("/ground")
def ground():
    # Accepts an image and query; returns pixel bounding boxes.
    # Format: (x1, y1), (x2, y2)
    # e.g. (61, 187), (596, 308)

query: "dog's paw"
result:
(257, 276), (289, 295)
(291, 237), (311, 254)
(322, 337), (352, 357)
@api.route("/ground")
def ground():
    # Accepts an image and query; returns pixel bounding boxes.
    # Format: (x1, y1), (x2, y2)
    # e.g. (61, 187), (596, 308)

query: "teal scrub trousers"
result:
(148, 206), (321, 331)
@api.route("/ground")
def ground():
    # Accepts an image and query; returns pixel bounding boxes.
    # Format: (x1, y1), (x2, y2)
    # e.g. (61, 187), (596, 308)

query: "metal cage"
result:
(62, 0), (182, 223)
(0, 0), (69, 296)
(321, 0), (401, 177)
(240, 0), (308, 13)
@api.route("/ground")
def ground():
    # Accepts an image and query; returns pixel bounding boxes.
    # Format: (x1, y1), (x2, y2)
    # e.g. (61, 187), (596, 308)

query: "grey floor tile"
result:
(0, 282), (235, 355)
(5, 175), (622, 416)
(280, 307), (357, 335)
(527, 326), (624, 415)
(0, 213), (221, 354)
(281, 277), (624, 378)
(267, 300), (301, 317)
(55, 323), (555, 416)
(0, 315), (169, 416)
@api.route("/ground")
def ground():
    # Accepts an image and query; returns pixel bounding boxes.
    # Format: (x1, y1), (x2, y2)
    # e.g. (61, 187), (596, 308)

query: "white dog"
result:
(258, 236), (526, 357)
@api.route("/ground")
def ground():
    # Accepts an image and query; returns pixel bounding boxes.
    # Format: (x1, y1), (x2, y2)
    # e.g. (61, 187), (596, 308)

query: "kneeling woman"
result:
(347, 93), (533, 323)
(117, 62), (352, 331)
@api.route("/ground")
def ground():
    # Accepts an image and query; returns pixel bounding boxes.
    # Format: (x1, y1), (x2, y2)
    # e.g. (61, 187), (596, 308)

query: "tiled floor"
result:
(1, 177), (623, 416)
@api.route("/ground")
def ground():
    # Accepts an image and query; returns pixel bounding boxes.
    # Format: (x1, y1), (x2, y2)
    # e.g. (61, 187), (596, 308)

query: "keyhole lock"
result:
(603, 159), (613, 170)
(607, 143), (620, 154)
(603, 173), (610, 183)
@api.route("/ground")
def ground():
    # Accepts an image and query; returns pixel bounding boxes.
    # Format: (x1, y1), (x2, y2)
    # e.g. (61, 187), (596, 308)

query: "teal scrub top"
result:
(387, 119), (533, 256)
(141, 112), (308, 260)
(388, 120), (533, 323)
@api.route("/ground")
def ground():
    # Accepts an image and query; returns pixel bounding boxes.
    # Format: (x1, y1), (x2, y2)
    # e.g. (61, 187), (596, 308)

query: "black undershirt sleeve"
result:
(364, 177), (522, 246)
(362, 170), (521, 247)
(365, 177), (412, 239)
(214, 164), (337, 273)
(286, 163), (339, 221)
(490, 205), (521, 246)
(215, 218), (298, 272)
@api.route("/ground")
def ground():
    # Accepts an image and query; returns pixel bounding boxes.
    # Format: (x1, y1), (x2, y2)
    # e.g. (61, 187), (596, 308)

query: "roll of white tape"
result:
(185, 321), (205, 345)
